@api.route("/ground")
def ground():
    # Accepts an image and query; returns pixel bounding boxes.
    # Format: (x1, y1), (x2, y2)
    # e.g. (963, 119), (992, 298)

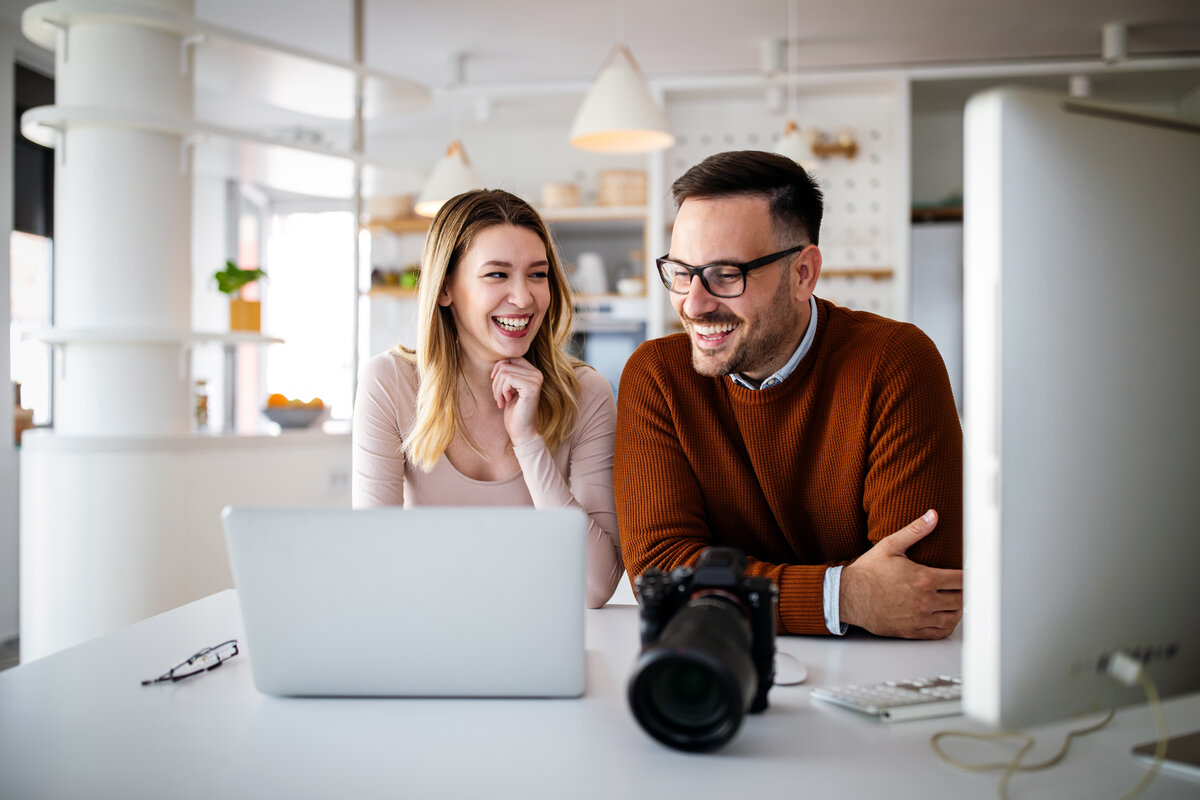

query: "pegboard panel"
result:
(663, 84), (904, 318)
(817, 273), (895, 316)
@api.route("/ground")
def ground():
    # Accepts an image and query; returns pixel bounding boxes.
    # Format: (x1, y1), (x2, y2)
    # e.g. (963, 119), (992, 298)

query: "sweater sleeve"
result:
(351, 351), (409, 509)
(861, 326), (963, 568)
(514, 368), (623, 609)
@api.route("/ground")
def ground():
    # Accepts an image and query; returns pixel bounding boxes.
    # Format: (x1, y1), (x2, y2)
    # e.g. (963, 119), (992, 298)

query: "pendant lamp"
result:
(415, 140), (483, 218)
(772, 0), (812, 171)
(774, 119), (808, 164)
(569, 44), (674, 153)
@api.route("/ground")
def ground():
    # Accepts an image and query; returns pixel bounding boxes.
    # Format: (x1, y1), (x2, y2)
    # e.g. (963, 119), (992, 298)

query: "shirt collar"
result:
(728, 295), (819, 390)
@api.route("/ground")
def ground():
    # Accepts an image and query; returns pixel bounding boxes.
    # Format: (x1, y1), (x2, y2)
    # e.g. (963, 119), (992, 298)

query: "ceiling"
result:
(6, 0), (1200, 94)
(213, 1), (1200, 86)
(4, 0), (1199, 192)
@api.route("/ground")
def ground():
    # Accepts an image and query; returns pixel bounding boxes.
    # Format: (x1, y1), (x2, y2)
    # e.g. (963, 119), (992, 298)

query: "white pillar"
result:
(51, 0), (195, 435)
(21, 0), (203, 659)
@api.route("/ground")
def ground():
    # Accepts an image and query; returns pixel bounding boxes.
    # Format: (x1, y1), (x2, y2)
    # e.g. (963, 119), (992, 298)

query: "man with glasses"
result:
(614, 150), (962, 639)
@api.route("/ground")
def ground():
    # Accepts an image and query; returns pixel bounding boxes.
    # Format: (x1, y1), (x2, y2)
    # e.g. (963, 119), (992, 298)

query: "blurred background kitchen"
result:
(1, 0), (1198, 665)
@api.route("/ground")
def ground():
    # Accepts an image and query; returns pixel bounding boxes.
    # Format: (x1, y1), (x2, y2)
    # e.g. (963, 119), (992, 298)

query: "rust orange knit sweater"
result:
(614, 297), (962, 635)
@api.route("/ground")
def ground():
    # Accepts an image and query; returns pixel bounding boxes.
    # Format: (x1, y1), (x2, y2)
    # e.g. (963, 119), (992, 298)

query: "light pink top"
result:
(352, 349), (623, 607)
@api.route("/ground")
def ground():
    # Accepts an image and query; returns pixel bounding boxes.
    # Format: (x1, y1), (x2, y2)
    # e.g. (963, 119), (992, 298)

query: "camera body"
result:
(628, 548), (778, 751)
(636, 548), (778, 712)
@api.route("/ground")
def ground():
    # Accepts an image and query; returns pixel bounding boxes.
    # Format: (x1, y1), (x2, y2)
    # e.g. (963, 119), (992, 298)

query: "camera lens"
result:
(628, 595), (757, 751)
(646, 659), (730, 729)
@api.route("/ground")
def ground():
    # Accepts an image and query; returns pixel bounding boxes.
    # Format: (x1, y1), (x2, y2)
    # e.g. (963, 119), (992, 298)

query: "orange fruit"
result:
(266, 393), (289, 408)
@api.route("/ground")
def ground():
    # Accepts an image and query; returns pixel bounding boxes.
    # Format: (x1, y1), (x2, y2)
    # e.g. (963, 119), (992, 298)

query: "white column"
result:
(51, 0), (195, 435)
(21, 0), (203, 660)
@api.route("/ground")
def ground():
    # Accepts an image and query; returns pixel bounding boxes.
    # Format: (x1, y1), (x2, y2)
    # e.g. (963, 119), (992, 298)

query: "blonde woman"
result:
(352, 189), (622, 607)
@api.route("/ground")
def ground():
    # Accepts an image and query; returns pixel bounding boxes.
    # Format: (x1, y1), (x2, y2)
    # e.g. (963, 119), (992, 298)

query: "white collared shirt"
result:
(726, 297), (847, 635)
(728, 296), (819, 390)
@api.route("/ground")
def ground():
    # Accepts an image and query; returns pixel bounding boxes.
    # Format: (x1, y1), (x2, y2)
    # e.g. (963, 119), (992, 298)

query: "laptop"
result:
(221, 506), (587, 698)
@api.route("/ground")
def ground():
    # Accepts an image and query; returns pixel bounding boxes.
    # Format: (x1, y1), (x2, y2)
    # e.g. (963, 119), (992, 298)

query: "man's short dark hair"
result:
(670, 150), (824, 246)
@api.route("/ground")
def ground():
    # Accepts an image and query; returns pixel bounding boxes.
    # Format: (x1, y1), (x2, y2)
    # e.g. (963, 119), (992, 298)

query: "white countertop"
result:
(2, 590), (1197, 799)
(19, 428), (351, 452)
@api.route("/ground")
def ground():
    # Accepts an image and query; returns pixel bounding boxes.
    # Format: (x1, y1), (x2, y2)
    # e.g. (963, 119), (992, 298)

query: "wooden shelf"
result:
(366, 286), (419, 299)
(539, 205), (647, 222)
(540, 205), (648, 235)
(364, 217), (431, 235)
(823, 268), (894, 281)
(911, 206), (963, 223)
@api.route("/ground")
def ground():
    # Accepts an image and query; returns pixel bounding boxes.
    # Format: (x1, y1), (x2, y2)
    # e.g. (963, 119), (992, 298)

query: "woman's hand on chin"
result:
(491, 357), (543, 446)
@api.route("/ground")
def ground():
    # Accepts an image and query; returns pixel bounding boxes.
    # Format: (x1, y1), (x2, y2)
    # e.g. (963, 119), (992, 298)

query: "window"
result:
(264, 211), (356, 420)
(9, 232), (53, 426)
(11, 64), (55, 434)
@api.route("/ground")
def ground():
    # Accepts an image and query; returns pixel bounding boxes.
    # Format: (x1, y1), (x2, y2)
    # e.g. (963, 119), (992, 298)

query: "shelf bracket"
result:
(180, 34), (206, 78)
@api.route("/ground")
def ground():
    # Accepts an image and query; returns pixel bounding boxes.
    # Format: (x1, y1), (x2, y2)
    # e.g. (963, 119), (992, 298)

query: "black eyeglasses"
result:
(656, 244), (807, 298)
(141, 640), (239, 685)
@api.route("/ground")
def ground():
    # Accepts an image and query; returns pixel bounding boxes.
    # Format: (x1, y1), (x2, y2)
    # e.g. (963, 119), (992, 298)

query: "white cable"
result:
(930, 650), (1169, 800)
(1106, 653), (1168, 800)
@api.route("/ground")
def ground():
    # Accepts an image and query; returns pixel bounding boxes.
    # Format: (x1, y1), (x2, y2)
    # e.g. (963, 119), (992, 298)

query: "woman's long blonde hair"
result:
(401, 189), (581, 471)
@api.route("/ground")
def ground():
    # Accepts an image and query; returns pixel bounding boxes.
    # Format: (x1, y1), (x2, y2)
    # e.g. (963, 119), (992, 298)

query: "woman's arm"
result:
(352, 351), (410, 508)
(513, 368), (622, 608)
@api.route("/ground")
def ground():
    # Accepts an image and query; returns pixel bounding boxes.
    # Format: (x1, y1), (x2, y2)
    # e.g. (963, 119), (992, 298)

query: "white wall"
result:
(666, 83), (910, 320)
(21, 432), (352, 659)
(911, 106), (965, 208)
(911, 222), (963, 413)
(1, 19), (19, 642)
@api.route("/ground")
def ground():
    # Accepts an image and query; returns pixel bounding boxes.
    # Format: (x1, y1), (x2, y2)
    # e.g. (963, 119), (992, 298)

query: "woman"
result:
(352, 189), (622, 608)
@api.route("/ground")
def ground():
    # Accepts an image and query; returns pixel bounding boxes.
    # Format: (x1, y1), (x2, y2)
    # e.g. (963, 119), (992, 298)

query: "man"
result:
(614, 150), (962, 639)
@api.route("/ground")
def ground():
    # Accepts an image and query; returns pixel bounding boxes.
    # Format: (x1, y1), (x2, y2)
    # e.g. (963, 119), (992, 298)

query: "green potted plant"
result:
(214, 260), (267, 332)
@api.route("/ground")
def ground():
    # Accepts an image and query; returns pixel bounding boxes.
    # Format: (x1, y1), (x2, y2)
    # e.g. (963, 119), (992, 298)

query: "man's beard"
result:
(687, 273), (801, 378)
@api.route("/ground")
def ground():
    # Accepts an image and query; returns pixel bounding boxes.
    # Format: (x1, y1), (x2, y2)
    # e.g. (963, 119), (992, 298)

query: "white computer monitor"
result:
(961, 87), (1200, 729)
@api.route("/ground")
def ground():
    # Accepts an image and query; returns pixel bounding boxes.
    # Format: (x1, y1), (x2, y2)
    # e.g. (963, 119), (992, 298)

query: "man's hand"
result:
(839, 510), (963, 639)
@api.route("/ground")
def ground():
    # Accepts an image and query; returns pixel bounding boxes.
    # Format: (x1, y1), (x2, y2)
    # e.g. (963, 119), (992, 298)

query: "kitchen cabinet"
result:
(543, 206), (652, 394)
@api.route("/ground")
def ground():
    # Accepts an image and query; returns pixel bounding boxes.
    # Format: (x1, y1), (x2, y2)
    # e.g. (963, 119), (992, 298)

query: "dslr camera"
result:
(627, 547), (778, 752)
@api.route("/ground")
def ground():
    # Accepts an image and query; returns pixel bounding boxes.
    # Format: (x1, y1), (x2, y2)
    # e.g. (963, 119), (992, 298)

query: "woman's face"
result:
(438, 224), (553, 366)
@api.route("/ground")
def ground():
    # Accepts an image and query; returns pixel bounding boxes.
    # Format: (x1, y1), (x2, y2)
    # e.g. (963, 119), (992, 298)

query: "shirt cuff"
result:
(823, 565), (849, 635)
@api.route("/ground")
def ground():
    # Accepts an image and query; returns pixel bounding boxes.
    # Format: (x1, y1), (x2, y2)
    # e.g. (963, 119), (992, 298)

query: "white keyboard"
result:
(810, 675), (962, 722)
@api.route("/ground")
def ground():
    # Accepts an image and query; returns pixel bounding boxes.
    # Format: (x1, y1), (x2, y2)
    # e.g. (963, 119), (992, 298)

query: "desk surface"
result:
(2, 591), (1197, 800)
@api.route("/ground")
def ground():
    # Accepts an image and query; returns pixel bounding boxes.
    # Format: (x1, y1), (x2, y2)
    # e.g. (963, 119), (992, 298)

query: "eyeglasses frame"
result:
(655, 244), (809, 299)
(141, 639), (240, 685)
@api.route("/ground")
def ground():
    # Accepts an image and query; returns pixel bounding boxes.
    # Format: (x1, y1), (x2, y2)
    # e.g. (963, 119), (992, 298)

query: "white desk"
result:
(2, 591), (1197, 799)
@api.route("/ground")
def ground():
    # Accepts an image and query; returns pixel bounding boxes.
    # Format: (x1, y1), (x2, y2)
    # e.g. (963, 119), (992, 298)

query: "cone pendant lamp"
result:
(415, 140), (484, 218)
(772, 0), (811, 171)
(569, 44), (674, 153)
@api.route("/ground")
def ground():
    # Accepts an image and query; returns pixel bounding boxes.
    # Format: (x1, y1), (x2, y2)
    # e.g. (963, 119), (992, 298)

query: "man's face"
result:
(667, 195), (811, 381)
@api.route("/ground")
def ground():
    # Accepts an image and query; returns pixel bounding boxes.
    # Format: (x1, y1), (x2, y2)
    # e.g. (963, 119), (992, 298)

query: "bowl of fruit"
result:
(263, 394), (328, 429)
